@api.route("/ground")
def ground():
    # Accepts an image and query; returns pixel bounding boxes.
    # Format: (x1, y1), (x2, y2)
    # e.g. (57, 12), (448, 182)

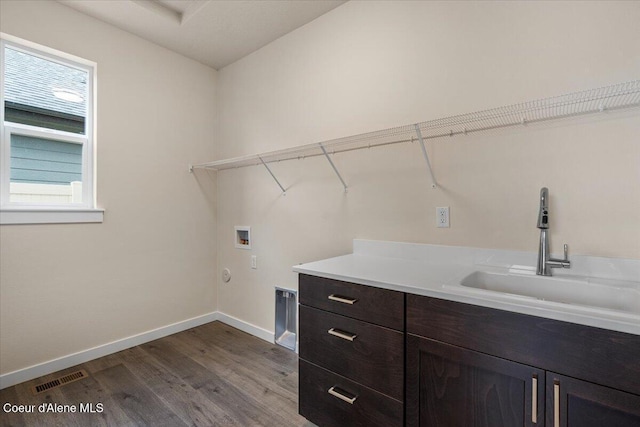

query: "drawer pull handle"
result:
(554, 380), (560, 427)
(532, 374), (538, 424)
(328, 386), (357, 404)
(328, 328), (357, 342)
(328, 294), (358, 305)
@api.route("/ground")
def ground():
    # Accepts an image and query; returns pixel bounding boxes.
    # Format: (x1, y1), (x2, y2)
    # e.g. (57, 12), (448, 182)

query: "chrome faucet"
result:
(536, 187), (571, 276)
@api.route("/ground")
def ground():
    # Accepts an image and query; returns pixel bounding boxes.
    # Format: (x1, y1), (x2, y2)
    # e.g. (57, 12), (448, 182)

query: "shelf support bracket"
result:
(259, 156), (286, 195)
(414, 124), (437, 189)
(319, 143), (348, 192)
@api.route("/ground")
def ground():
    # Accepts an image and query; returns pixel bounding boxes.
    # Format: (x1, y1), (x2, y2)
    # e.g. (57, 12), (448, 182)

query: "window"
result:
(0, 34), (102, 224)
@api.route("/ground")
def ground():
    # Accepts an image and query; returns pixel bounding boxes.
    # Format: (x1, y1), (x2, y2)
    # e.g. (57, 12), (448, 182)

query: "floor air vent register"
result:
(31, 369), (88, 395)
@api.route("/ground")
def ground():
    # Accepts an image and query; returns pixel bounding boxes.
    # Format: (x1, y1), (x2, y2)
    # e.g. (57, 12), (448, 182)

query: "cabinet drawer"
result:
(300, 305), (404, 400)
(299, 360), (403, 427)
(299, 274), (404, 330)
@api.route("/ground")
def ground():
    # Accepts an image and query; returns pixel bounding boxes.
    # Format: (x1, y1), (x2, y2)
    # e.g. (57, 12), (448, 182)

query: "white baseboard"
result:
(0, 311), (220, 390)
(0, 311), (280, 390)
(216, 311), (274, 344)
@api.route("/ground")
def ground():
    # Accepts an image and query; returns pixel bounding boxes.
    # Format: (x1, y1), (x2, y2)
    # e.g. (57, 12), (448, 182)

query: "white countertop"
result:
(293, 240), (640, 335)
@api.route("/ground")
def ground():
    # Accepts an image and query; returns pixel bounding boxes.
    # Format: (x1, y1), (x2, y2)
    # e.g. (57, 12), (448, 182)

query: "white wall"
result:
(215, 1), (640, 334)
(0, 1), (217, 378)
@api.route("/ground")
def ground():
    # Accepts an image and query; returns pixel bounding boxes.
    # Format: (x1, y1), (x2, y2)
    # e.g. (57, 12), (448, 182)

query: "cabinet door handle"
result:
(328, 294), (358, 305)
(328, 386), (357, 404)
(328, 328), (357, 342)
(554, 380), (560, 427)
(532, 374), (538, 424)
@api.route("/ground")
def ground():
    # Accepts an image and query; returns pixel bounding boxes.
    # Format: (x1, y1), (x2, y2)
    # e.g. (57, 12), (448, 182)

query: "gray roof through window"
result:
(4, 46), (87, 118)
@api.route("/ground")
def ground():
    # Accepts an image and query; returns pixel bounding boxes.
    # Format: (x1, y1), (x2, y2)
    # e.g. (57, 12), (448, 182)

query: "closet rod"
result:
(195, 98), (638, 170)
(191, 80), (639, 172)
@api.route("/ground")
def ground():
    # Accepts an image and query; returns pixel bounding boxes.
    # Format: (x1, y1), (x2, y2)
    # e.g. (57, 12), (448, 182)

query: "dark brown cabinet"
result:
(406, 294), (640, 427)
(406, 334), (640, 427)
(299, 274), (640, 427)
(298, 274), (405, 427)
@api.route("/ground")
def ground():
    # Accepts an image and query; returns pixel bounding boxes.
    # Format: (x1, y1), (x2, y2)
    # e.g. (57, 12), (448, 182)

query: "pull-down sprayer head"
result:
(537, 187), (549, 229)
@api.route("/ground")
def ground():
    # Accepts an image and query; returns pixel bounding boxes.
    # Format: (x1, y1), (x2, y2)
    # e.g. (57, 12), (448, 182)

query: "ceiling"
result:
(58, 0), (346, 70)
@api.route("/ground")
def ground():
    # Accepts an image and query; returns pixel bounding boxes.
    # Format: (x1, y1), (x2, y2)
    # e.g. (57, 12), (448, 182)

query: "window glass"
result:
(2, 38), (94, 210)
(9, 134), (83, 203)
(4, 46), (87, 134)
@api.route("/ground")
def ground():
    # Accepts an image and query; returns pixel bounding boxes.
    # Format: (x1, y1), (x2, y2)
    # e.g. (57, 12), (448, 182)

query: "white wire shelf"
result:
(190, 80), (640, 192)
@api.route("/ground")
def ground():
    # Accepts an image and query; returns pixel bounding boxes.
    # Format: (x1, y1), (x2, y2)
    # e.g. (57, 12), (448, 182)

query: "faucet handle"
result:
(561, 244), (571, 268)
(546, 244), (571, 270)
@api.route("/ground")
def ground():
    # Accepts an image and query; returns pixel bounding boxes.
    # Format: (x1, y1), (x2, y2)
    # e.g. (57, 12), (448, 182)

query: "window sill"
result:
(0, 208), (104, 225)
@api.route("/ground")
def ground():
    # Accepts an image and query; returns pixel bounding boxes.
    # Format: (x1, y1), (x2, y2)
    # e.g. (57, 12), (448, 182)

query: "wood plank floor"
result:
(0, 321), (315, 427)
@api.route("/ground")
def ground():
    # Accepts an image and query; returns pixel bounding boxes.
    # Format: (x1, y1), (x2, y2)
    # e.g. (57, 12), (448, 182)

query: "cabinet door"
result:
(406, 334), (544, 427)
(546, 372), (640, 427)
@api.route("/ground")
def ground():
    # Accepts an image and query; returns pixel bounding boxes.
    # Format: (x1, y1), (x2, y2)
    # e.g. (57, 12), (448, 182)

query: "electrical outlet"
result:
(251, 255), (257, 269)
(436, 207), (450, 228)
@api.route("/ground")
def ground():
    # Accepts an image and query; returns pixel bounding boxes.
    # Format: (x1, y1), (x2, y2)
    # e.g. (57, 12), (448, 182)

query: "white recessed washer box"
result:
(234, 226), (251, 249)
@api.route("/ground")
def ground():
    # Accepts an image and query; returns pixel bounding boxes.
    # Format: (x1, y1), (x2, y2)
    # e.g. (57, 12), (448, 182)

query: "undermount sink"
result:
(460, 271), (640, 314)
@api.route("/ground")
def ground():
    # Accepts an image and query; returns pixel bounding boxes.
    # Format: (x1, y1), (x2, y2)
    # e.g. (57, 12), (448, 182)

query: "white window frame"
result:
(0, 33), (103, 224)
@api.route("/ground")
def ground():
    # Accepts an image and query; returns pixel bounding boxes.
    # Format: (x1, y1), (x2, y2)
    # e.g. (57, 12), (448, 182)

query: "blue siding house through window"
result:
(10, 134), (82, 184)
